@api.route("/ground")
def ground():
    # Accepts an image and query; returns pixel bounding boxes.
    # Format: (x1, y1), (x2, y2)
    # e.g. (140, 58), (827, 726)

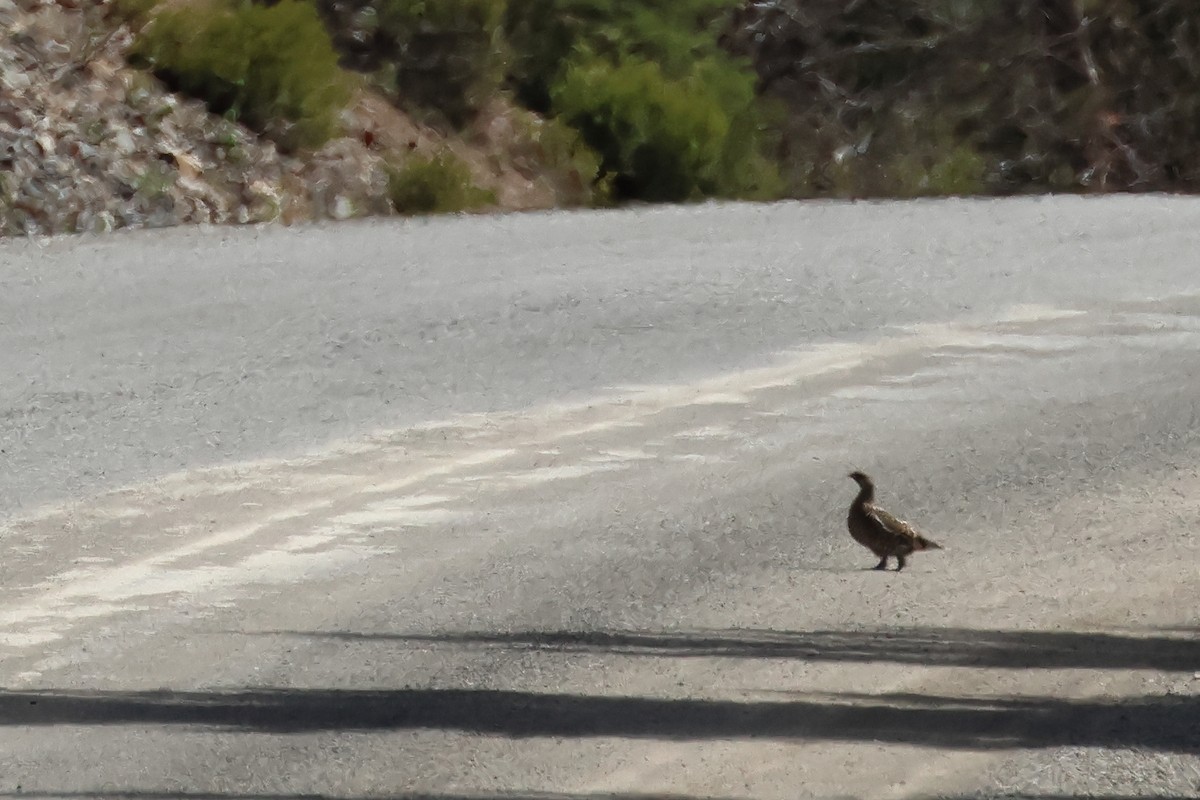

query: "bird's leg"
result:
(895, 554), (907, 571)
(873, 556), (888, 570)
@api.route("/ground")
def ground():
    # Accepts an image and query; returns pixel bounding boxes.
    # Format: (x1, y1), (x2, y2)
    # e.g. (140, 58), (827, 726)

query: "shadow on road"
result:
(0, 792), (746, 800)
(0, 794), (1197, 800)
(257, 626), (1200, 672)
(0, 685), (1195, 753)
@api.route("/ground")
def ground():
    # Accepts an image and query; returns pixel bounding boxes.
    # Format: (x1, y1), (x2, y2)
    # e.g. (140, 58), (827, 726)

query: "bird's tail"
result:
(914, 535), (943, 551)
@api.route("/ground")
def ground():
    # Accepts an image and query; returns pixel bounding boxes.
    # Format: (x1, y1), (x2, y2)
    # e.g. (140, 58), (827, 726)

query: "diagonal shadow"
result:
(0, 686), (1196, 753)
(926, 797), (1200, 800)
(253, 626), (1200, 672)
(0, 791), (748, 800)
(0, 794), (1194, 800)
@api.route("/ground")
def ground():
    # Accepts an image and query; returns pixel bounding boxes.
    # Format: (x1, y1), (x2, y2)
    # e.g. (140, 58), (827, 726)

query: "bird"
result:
(847, 471), (942, 571)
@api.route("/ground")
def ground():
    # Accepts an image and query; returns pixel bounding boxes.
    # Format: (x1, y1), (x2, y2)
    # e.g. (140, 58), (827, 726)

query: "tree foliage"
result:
(506, 0), (780, 201)
(504, 0), (740, 110)
(554, 57), (778, 201)
(724, 0), (1200, 196)
(132, 0), (351, 152)
(313, 0), (509, 128)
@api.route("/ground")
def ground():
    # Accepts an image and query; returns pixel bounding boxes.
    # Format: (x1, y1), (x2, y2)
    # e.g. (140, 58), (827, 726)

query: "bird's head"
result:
(848, 470), (873, 488)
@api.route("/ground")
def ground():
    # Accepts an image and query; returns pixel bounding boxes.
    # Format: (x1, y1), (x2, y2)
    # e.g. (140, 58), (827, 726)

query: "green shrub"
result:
(505, 0), (779, 202)
(313, 0), (508, 129)
(552, 56), (779, 202)
(386, 152), (496, 214)
(924, 145), (988, 196)
(505, 0), (741, 111)
(131, 0), (351, 151)
(383, 0), (507, 127)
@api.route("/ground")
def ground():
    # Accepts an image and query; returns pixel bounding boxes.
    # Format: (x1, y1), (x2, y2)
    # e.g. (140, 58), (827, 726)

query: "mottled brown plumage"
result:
(847, 471), (942, 571)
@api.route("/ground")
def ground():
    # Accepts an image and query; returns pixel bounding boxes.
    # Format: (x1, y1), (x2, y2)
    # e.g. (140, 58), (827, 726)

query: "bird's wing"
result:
(865, 504), (921, 542)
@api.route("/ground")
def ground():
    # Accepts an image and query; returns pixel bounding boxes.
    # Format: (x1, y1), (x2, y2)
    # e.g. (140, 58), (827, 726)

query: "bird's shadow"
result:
(787, 564), (862, 574)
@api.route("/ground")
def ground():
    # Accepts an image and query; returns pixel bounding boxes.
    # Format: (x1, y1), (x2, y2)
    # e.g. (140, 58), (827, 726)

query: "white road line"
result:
(6, 302), (1173, 659)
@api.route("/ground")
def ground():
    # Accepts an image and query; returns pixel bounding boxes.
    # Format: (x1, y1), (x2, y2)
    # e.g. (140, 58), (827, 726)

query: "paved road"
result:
(0, 196), (1198, 798)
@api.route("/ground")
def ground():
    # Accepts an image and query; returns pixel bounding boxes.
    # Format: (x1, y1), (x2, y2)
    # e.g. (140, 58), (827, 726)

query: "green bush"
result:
(504, 0), (741, 111)
(924, 145), (988, 196)
(386, 152), (496, 214)
(131, 0), (351, 151)
(382, 0), (507, 127)
(504, 0), (779, 202)
(552, 56), (779, 202)
(313, 0), (507, 129)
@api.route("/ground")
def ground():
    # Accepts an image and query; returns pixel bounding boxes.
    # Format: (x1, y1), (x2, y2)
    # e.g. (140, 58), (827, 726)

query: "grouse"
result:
(847, 471), (942, 571)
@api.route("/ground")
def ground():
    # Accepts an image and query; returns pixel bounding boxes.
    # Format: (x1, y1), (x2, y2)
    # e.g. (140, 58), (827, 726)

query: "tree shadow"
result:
(0, 790), (1193, 800)
(925, 797), (1200, 800)
(254, 626), (1200, 672)
(0, 794), (1196, 800)
(0, 686), (1195, 753)
(0, 791), (746, 800)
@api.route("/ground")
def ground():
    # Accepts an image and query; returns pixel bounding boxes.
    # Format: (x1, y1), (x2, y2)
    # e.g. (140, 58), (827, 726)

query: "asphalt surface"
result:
(0, 196), (1198, 798)
(4, 195), (1200, 517)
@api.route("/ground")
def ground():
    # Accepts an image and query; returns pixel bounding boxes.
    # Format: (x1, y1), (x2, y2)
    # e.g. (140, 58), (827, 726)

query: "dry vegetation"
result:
(2, 0), (1198, 236)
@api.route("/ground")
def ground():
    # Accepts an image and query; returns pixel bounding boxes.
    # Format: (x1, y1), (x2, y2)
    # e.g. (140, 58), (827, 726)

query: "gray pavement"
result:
(0, 196), (1198, 798)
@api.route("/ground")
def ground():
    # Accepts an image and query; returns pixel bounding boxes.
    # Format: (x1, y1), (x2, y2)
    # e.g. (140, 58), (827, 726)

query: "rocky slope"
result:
(0, 0), (582, 238)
